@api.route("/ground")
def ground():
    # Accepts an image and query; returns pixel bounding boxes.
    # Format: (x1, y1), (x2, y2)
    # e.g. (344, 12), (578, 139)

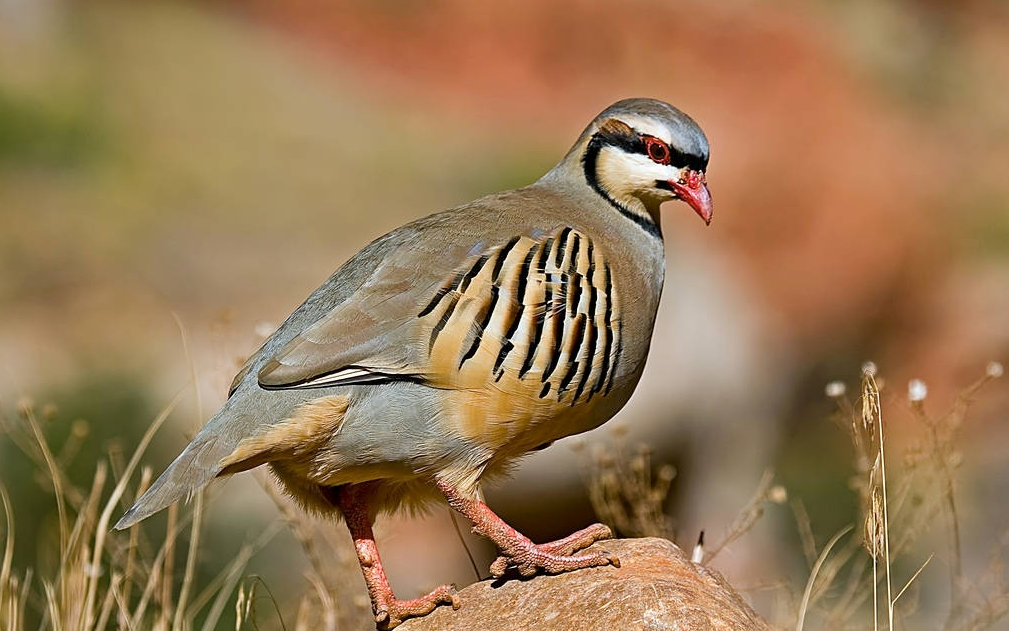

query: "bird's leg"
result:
(331, 484), (459, 630)
(435, 479), (619, 579)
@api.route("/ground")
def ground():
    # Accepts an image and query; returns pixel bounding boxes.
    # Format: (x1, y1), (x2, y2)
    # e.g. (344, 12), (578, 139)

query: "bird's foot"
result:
(434, 480), (619, 581)
(374, 584), (460, 630)
(489, 523), (619, 578)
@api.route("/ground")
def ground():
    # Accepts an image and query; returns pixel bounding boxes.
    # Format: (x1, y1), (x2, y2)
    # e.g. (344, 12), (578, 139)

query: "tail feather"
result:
(114, 402), (256, 530)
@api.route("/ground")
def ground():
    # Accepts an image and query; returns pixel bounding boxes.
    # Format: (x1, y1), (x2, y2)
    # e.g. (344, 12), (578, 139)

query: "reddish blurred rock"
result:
(398, 537), (771, 631)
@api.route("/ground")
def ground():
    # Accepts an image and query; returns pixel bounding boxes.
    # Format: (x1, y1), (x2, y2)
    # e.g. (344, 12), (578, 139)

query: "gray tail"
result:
(114, 402), (253, 530)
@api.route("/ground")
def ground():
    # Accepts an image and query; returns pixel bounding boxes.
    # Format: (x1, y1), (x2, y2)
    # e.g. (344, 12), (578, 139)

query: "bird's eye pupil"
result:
(646, 138), (670, 164)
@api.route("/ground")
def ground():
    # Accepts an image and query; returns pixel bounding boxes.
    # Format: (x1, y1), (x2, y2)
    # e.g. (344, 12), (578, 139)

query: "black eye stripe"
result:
(590, 125), (706, 171)
(591, 126), (645, 155)
(640, 134), (705, 171)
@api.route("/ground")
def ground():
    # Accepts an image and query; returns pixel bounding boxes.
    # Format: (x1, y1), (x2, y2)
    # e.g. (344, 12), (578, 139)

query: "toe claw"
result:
(489, 556), (509, 578)
(373, 583), (458, 629)
(439, 585), (461, 609)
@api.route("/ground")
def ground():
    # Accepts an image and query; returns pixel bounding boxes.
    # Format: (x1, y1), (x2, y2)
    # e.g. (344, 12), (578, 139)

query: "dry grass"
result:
(577, 427), (678, 541)
(580, 362), (1006, 631)
(578, 428), (787, 562)
(2, 360), (1005, 630)
(793, 361), (1007, 631)
(0, 310), (375, 630)
(0, 389), (375, 631)
(0, 392), (286, 631)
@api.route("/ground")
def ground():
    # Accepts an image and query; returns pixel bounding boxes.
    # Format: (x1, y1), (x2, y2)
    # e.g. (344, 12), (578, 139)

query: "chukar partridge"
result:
(116, 98), (713, 629)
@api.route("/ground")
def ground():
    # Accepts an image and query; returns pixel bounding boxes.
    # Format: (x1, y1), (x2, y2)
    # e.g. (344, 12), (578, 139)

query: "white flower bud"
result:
(825, 381), (847, 398)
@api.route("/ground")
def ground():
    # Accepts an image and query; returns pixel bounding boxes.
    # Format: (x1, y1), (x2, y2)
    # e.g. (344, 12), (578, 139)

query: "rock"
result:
(399, 537), (771, 631)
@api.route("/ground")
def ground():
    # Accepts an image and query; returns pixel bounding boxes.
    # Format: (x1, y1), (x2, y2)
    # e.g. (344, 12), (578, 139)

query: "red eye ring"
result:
(644, 136), (671, 165)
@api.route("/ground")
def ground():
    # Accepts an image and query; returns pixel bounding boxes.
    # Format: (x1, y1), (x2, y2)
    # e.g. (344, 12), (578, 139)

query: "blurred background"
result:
(1, 0), (1007, 628)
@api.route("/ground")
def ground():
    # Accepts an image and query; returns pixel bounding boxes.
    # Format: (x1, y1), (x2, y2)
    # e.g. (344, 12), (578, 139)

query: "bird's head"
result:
(553, 98), (712, 235)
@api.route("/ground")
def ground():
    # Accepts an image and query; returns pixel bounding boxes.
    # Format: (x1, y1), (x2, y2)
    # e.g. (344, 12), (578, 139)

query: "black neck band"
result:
(582, 134), (663, 240)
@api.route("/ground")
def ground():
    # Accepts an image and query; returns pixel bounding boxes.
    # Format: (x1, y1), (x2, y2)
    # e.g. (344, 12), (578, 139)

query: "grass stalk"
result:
(796, 526), (853, 631)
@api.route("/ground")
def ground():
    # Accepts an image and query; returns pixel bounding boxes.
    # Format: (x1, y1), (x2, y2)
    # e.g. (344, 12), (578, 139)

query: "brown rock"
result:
(399, 537), (771, 631)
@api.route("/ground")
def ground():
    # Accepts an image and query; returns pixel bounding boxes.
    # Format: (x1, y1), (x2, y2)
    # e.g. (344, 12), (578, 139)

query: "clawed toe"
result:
(488, 522), (617, 578)
(538, 523), (613, 556)
(375, 584), (459, 630)
(489, 545), (619, 579)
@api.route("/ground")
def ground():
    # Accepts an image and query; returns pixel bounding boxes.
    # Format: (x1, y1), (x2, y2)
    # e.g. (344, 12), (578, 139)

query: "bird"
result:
(115, 97), (712, 629)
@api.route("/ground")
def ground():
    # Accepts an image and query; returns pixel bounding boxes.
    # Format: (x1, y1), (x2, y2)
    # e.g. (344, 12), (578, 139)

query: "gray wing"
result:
(254, 205), (520, 390)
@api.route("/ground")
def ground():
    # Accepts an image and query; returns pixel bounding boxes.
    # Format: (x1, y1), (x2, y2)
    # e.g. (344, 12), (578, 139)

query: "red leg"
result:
(334, 484), (459, 629)
(435, 479), (619, 579)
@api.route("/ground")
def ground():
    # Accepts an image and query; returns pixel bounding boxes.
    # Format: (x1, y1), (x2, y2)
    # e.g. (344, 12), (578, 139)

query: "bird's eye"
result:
(644, 137), (671, 165)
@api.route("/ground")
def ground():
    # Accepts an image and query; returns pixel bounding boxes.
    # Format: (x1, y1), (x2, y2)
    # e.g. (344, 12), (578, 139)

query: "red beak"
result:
(669, 170), (713, 225)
